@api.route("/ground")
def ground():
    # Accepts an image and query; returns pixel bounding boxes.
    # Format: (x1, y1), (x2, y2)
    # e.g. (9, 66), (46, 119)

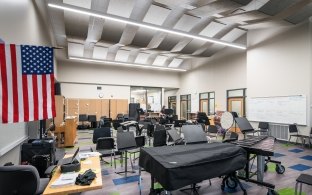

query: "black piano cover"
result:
(139, 143), (247, 191)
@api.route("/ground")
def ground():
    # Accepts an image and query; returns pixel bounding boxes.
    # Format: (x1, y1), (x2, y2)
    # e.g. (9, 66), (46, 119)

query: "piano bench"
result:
(295, 174), (312, 195)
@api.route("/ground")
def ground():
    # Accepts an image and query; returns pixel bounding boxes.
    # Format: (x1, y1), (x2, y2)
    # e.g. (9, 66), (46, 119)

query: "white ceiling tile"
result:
(143, 5), (171, 25)
(68, 42), (84, 57)
(107, 0), (135, 18)
(153, 55), (168, 66)
(93, 46), (108, 60)
(221, 28), (246, 42)
(135, 52), (150, 64)
(199, 22), (225, 37)
(168, 58), (183, 68)
(115, 49), (130, 62)
(173, 14), (200, 32)
(63, 0), (91, 9)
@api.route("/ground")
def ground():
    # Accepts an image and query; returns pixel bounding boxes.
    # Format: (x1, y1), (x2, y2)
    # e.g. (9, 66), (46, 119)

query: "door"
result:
(227, 97), (244, 117)
(200, 99), (208, 115)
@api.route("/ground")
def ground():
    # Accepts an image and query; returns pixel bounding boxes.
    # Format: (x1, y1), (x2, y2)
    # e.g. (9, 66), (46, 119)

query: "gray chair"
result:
(0, 165), (50, 195)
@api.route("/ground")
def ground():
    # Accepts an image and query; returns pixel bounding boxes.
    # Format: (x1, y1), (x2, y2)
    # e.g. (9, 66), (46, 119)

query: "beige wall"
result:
(57, 60), (180, 88)
(176, 47), (247, 116)
(0, 0), (53, 164)
(247, 21), (312, 135)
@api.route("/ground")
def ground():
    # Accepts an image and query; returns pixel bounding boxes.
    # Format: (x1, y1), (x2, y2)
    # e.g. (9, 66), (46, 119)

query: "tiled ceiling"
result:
(38, 0), (312, 71)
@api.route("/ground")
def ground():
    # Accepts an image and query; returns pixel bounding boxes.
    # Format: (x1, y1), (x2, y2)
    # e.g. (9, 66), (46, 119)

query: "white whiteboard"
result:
(247, 95), (307, 125)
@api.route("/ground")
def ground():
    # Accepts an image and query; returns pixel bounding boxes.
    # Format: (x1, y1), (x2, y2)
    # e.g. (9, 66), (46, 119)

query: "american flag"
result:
(0, 44), (56, 123)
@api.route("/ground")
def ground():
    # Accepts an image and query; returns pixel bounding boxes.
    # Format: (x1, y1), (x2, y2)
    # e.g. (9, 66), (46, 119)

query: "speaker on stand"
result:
(231, 112), (238, 132)
(54, 82), (61, 95)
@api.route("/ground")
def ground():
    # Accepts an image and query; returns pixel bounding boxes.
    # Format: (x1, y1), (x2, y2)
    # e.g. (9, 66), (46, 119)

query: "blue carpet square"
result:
(113, 175), (140, 185)
(101, 170), (109, 175)
(224, 182), (251, 193)
(289, 164), (312, 171)
(288, 149), (304, 153)
(274, 152), (286, 158)
(300, 155), (312, 161)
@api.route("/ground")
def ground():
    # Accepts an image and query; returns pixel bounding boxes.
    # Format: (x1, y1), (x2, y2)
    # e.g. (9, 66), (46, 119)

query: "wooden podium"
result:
(55, 117), (77, 147)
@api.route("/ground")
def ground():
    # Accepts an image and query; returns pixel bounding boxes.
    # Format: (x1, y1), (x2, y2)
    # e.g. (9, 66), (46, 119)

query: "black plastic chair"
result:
(288, 124), (306, 147)
(92, 127), (111, 144)
(0, 165), (50, 195)
(207, 125), (219, 140)
(153, 130), (167, 147)
(96, 137), (116, 167)
(88, 115), (97, 128)
(253, 122), (269, 136)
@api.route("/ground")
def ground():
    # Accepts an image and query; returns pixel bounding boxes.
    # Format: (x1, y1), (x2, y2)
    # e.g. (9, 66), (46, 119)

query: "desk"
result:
(43, 156), (102, 195)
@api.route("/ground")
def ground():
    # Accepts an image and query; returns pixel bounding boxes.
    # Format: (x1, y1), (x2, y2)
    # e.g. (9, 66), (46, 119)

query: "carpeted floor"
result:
(60, 129), (312, 195)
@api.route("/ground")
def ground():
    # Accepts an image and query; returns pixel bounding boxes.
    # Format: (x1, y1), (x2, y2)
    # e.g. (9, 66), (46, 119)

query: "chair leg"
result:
(110, 153), (113, 167)
(295, 182), (298, 195)
(288, 136), (291, 145)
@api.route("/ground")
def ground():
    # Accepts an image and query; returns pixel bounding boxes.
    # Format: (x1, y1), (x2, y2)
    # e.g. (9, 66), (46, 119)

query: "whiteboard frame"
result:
(246, 95), (307, 125)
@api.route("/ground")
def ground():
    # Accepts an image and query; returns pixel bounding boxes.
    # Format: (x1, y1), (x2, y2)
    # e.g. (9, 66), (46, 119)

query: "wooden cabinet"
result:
(55, 117), (77, 147)
(64, 118), (77, 147)
(54, 95), (64, 128)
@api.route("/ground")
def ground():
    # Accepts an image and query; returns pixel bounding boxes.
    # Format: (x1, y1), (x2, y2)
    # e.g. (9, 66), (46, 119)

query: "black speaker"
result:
(231, 112), (238, 118)
(54, 82), (61, 95)
(129, 103), (140, 120)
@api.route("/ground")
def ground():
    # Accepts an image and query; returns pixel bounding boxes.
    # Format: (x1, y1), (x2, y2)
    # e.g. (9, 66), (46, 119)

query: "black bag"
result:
(75, 169), (96, 186)
(31, 154), (51, 177)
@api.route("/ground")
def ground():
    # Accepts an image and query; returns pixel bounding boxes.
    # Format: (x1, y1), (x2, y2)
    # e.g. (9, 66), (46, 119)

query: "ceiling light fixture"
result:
(69, 57), (187, 72)
(48, 2), (246, 50)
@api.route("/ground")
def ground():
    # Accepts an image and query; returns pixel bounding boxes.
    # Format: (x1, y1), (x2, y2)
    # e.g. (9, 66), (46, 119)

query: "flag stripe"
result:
(37, 76), (43, 120)
(42, 74), (48, 119)
(10, 44), (19, 122)
(32, 75), (39, 121)
(27, 75), (34, 122)
(0, 44), (8, 123)
(15, 45), (24, 122)
(5, 45), (13, 123)
(50, 74), (56, 117)
(22, 75), (29, 121)
(46, 75), (52, 118)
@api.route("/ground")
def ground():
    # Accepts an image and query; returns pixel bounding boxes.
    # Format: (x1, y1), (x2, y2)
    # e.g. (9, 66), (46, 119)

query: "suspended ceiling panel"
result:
(153, 55), (168, 66)
(199, 21), (226, 37)
(115, 49), (130, 62)
(173, 14), (200, 32)
(189, 0), (242, 17)
(107, 0), (135, 18)
(68, 42), (84, 57)
(221, 28), (246, 42)
(134, 52), (150, 64)
(168, 58), (183, 68)
(93, 46), (108, 60)
(217, 11), (269, 25)
(63, 0), (91, 9)
(143, 5), (171, 25)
